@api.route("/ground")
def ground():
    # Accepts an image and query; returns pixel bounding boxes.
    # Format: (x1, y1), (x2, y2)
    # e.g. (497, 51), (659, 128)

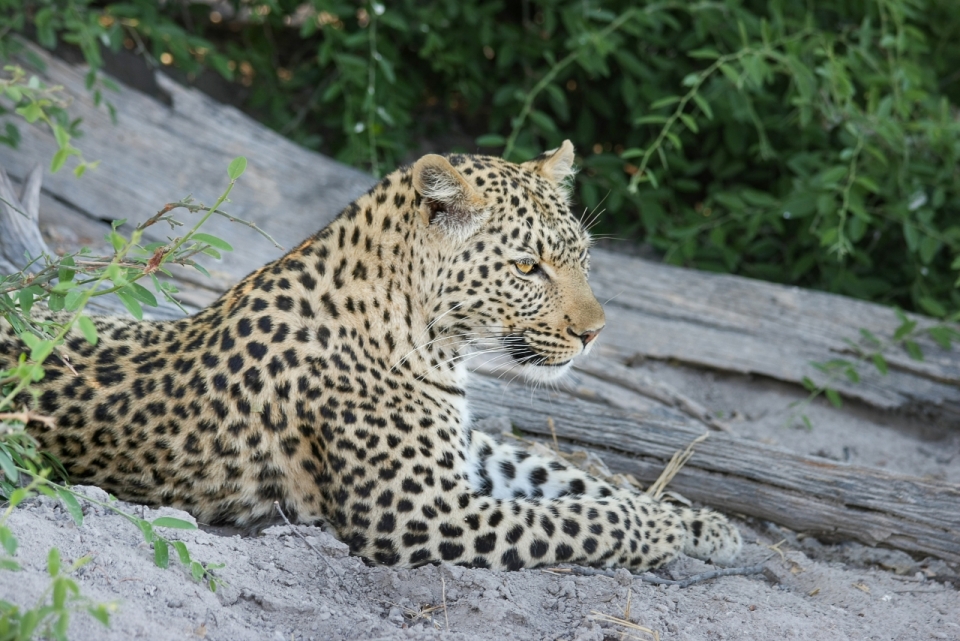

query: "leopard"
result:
(0, 141), (741, 571)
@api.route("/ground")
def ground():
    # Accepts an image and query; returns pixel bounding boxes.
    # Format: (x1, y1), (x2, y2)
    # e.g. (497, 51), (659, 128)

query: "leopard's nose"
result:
(567, 326), (603, 346)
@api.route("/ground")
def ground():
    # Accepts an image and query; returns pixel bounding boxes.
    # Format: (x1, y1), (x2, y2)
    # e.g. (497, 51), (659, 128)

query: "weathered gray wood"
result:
(588, 251), (960, 417)
(0, 163), (137, 316)
(0, 163), (45, 275)
(4, 44), (959, 418)
(2, 44), (959, 562)
(0, 42), (375, 308)
(469, 376), (960, 563)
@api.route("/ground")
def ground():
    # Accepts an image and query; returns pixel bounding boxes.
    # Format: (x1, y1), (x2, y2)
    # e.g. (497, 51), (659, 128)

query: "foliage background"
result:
(2, 0), (960, 317)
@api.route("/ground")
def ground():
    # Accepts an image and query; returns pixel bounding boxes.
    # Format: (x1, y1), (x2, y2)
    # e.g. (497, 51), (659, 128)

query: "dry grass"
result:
(505, 421), (711, 504)
(590, 588), (661, 641)
(645, 432), (709, 500)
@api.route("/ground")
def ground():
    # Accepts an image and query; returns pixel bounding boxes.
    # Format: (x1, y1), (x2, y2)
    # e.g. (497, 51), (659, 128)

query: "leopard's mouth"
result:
(501, 333), (572, 368)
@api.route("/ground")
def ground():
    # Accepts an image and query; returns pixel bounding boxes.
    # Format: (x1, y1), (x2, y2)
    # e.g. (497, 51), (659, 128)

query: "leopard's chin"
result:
(499, 332), (580, 382)
(514, 359), (574, 384)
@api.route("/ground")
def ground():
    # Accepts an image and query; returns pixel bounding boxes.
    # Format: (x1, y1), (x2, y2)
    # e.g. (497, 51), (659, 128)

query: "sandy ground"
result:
(3, 360), (959, 641)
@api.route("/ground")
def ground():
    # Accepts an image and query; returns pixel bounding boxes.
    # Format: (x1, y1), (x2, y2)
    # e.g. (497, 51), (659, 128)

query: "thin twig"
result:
(546, 562), (766, 587)
(547, 417), (560, 454)
(589, 610), (659, 641)
(209, 210), (284, 249)
(273, 501), (344, 583)
(504, 9), (639, 158)
(441, 574), (450, 631)
(646, 432), (709, 500)
(0, 410), (56, 430)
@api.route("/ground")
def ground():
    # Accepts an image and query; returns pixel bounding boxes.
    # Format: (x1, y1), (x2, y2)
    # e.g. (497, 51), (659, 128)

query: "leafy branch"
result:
(625, 29), (813, 193)
(788, 309), (960, 428)
(502, 7), (642, 159)
(0, 65), (97, 177)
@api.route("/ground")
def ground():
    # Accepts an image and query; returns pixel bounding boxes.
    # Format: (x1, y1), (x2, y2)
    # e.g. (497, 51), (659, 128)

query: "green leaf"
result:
(129, 283), (158, 307)
(172, 540), (192, 565)
(78, 316), (98, 345)
(57, 489), (84, 526)
(154, 538), (170, 569)
(528, 110), (557, 133)
(190, 560), (205, 581)
(58, 256), (76, 283)
(48, 292), (65, 312)
(0, 526), (18, 555)
(191, 233), (233, 252)
(844, 366), (860, 383)
(137, 520), (155, 543)
(919, 297), (947, 318)
(0, 449), (17, 483)
(152, 517), (197, 530)
(227, 157), (247, 180)
(858, 328), (881, 347)
(871, 353), (889, 376)
(650, 96), (681, 110)
(692, 93), (713, 120)
(30, 339), (55, 364)
(18, 288), (35, 316)
(9, 487), (30, 508)
(47, 547), (61, 577)
(88, 604), (111, 626)
(52, 123), (70, 149)
(116, 290), (143, 320)
(928, 326), (955, 350)
(20, 608), (39, 638)
(65, 288), (85, 312)
(16, 102), (43, 123)
(688, 48), (720, 59)
(50, 147), (73, 173)
(801, 375), (817, 392)
(55, 611), (70, 638)
(854, 176), (880, 194)
(38, 484), (57, 498)
(678, 113), (699, 134)
(475, 134), (505, 147)
(893, 318), (917, 341)
(824, 387), (842, 408)
(904, 340), (923, 361)
(919, 236), (941, 265)
(634, 115), (668, 126)
(53, 578), (67, 609)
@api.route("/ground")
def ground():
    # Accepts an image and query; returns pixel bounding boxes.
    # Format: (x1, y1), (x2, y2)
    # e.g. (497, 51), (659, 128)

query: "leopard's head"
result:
(412, 141), (604, 382)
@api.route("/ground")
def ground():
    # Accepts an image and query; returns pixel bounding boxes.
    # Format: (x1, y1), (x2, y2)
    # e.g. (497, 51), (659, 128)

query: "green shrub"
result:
(3, 0), (960, 316)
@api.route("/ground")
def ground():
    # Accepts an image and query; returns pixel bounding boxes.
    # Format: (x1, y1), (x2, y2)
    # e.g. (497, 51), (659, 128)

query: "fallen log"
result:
(0, 41), (374, 310)
(470, 375), (960, 563)
(588, 251), (960, 418)
(1, 43), (959, 564)
(6, 42), (960, 418)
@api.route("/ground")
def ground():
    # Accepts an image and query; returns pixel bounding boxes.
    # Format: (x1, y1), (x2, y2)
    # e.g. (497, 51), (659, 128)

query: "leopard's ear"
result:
(527, 139), (576, 185)
(412, 154), (489, 239)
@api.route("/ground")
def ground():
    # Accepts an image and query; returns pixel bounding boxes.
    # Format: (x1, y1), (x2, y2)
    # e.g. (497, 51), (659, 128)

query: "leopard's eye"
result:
(514, 261), (538, 275)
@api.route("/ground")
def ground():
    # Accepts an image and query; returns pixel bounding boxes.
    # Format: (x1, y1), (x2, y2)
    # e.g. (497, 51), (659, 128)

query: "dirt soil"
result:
(4, 361), (959, 641)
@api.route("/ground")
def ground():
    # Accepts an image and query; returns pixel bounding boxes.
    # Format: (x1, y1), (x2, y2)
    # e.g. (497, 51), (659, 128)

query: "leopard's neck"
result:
(189, 175), (472, 393)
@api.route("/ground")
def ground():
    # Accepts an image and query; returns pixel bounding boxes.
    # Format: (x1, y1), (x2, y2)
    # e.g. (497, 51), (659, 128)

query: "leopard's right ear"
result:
(412, 155), (489, 240)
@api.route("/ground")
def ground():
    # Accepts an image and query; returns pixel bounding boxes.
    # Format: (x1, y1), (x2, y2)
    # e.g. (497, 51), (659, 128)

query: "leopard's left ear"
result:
(412, 154), (490, 240)
(526, 139), (576, 185)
